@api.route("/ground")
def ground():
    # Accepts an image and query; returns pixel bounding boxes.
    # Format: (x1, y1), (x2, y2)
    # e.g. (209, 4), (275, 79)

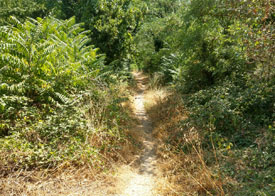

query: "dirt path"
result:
(0, 72), (171, 196)
(116, 72), (158, 196)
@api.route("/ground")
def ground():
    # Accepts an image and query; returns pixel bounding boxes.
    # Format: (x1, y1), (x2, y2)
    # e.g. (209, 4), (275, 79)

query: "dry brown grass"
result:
(0, 74), (226, 196)
(0, 81), (141, 196)
(0, 166), (120, 196)
(144, 87), (225, 196)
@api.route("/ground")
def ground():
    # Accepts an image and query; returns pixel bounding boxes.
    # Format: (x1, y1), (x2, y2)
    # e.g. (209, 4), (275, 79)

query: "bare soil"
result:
(114, 72), (158, 196)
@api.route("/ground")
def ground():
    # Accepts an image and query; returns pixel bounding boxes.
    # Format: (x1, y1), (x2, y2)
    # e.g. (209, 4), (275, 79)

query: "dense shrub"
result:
(137, 0), (274, 194)
(0, 16), (129, 170)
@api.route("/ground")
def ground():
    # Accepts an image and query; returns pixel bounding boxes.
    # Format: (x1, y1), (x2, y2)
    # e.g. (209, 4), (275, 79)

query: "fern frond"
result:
(54, 92), (71, 104)
(41, 44), (56, 58)
(6, 37), (29, 55)
(0, 26), (14, 40)
(66, 17), (76, 29)
(68, 23), (85, 36)
(0, 42), (16, 51)
(9, 16), (23, 29)
(74, 37), (91, 48)
(50, 34), (68, 47)
(0, 53), (26, 67)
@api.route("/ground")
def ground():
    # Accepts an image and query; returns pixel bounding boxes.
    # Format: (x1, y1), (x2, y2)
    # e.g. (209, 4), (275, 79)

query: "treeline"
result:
(137, 0), (274, 195)
(140, 0), (275, 136)
(0, 0), (144, 67)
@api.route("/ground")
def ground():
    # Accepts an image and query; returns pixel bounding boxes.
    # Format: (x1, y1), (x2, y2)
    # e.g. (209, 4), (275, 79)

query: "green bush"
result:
(137, 0), (274, 194)
(0, 16), (129, 170)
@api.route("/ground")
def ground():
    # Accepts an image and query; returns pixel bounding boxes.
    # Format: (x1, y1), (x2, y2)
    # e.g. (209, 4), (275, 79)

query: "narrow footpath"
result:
(117, 72), (158, 196)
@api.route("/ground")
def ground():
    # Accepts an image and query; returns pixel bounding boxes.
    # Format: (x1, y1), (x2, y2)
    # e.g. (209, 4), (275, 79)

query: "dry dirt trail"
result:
(0, 72), (174, 196)
(115, 72), (159, 196)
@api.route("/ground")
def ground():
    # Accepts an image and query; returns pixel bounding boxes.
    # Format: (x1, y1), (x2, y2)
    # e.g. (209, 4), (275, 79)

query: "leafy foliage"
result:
(0, 0), (274, 194)
(0, 16), (128, 170)
(0, 0), (48, 25)
(137, 0), (274, 195)
(134, 0), (182, 78)
(58, 0), (143, 67)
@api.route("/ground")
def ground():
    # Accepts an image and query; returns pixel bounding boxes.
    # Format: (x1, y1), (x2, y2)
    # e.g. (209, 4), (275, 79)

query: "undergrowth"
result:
(144, 87), (274, 196)
(140, 0), (274, 194)
(0, 16), (133, 175)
